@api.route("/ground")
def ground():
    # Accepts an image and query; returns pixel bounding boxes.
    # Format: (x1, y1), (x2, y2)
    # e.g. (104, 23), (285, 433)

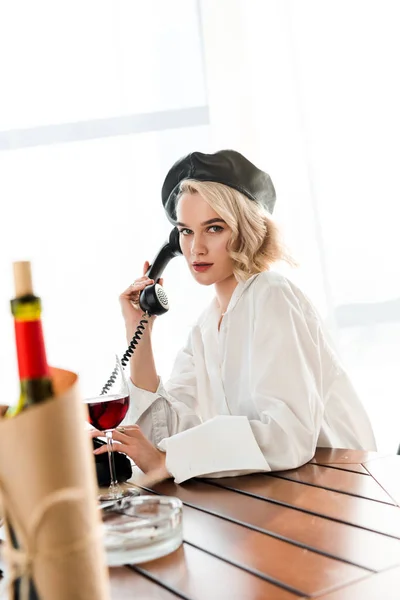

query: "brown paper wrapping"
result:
(0, 367), (110, 600)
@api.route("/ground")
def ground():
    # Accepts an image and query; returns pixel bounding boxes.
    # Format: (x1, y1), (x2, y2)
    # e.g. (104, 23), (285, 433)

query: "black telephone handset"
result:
(139, 227), (182, 316)
(100, 228), (182, 394)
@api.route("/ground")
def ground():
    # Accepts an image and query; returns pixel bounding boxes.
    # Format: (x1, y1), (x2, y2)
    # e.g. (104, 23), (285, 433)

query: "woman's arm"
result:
(123, 329), (202, 444)
(120, 263), (202, 443)
(119, 265), (159, 392)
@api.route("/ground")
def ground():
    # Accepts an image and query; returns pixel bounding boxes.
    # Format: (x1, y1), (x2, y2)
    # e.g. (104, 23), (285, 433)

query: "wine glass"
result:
(84, 355), (133, 501)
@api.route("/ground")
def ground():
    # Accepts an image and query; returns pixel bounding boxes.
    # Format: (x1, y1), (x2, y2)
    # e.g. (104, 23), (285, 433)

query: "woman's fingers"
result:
(121, 277), (154, 297)
(92, 426), (142, 458)
(112, 426), (141, 443)
(91, 425), (141, 449)
(142, 261), (150, 276)
(93, 442), (131, 456)
(89, 429), (102, 438)
(93, 444), (108, 455)
(92, 425), (166, 475)
(119, 278), (155, 317)
(110, 429), (132, 444)
(116, 424), (140, 434)
(119, 262), (158, 326)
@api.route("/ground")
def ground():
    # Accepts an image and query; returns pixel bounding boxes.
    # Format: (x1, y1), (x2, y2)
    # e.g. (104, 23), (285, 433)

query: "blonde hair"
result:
(177, 179), (295, 281)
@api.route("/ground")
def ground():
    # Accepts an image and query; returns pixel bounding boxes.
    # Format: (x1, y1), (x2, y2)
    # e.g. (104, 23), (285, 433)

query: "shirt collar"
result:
(199, 273), (260, 329)
(224, 273), (259, 314)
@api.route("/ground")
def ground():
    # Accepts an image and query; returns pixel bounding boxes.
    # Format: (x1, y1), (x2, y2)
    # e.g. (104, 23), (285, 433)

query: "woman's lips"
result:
(193, 263), (213, 272)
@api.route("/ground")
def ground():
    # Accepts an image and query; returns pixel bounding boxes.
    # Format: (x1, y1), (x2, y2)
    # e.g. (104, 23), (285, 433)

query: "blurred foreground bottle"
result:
(7, 261), (52, 599)
(7, 261), (54, 418)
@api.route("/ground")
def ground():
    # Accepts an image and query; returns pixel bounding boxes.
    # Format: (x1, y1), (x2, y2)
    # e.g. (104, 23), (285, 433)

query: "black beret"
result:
(161, 149), (276, 223)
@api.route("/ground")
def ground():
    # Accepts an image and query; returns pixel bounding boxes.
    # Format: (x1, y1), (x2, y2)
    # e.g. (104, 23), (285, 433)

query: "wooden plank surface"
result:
(271, 463), (396, 503)
(363, 455), (400, 506)
(134, 544), (300, 600)
(202, 474), (400, 538)
(310, 460), (369, 474)
(313, 565), (400, 600)
(312, 449), (390, 464)
(148, 479), (400, 571)
(178, 503), (368, 595)
(110, 567), (179, 599)
(109, 450), (400, 599)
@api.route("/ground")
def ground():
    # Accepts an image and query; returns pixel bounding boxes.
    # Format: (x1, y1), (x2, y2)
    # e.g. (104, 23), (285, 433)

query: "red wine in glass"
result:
(84, 355), (133, 501)
(86, 394), (130, 431)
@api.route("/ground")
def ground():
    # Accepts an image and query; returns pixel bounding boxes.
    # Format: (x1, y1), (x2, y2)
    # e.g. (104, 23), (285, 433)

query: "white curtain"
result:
(1, 0), (399, 452)
(200, 0), (400, 452)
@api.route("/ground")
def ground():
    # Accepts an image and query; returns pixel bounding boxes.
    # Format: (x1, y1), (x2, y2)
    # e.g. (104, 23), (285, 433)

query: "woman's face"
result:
(176, 192), (235, 286)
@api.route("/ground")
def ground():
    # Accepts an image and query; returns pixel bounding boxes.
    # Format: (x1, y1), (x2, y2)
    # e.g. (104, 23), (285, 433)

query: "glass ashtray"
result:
(101, 495), (183, 566)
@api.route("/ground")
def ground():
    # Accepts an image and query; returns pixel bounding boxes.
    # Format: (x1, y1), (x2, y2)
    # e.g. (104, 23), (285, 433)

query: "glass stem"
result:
(106, 429), (120, 496)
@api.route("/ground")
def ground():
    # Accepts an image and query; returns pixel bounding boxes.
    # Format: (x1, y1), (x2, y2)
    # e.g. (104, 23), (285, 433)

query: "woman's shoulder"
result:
(251, 271), (319, 317)
(252, 270), (296, 295)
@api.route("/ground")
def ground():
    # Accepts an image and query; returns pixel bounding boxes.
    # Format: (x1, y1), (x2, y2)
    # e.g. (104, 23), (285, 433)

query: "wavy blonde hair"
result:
(177, 179), (295, 281)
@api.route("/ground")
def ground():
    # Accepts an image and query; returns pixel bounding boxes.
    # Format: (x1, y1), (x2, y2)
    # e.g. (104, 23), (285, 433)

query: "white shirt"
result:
(125, 271), (376, 483)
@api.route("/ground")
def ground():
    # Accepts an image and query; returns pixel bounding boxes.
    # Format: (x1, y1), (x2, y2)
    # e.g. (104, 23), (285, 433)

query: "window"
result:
(0, 1), (211, 400)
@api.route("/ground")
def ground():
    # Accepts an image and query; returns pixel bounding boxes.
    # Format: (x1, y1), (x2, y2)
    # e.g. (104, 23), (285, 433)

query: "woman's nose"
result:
(191, 234), (207, 256)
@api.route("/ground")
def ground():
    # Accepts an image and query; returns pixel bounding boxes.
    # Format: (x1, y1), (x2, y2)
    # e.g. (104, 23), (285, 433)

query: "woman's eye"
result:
(179, 228), (192, 236)
(208, 225), (224, 233)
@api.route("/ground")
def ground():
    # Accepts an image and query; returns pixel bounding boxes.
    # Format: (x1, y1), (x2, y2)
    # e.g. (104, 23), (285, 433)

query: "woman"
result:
(93, 150), (376, 483)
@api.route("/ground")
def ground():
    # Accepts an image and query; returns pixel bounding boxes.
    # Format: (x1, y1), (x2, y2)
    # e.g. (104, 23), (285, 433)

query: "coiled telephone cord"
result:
(100, 313), (149, 395)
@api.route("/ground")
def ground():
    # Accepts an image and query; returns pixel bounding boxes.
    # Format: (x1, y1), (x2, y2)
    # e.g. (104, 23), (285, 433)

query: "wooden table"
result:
(110, 449), (400, 599)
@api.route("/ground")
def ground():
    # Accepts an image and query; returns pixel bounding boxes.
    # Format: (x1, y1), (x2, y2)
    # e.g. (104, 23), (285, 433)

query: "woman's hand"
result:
(119, 261), (164, 327)
(91, 426), (171, 480)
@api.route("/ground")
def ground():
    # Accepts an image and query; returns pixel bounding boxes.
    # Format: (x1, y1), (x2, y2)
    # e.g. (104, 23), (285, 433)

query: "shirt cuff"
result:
(158, 415), (271, 484)
(124, 376), (166, 424)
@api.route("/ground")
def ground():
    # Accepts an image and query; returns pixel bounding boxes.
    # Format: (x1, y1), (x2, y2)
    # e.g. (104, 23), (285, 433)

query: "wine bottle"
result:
(7, 261), (54, 417)
(7, 261), (53, 600)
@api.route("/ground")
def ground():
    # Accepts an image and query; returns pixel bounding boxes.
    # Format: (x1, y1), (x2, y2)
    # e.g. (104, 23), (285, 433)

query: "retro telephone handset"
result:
(137, 227), (182, 316)
(100, 228), (182, 394)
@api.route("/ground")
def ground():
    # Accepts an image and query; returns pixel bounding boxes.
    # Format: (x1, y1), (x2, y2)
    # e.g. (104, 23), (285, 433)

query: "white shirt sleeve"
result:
(159, 280), (334, 483)
(122, 333), (201, 445)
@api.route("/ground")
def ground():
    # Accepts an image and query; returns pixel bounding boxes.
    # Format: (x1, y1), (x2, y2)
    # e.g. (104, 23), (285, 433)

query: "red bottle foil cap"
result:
(14, 320), (50, 379)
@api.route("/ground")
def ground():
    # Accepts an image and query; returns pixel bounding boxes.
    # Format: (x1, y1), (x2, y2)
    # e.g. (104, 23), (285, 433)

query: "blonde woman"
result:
(93, 150), (376, 483)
